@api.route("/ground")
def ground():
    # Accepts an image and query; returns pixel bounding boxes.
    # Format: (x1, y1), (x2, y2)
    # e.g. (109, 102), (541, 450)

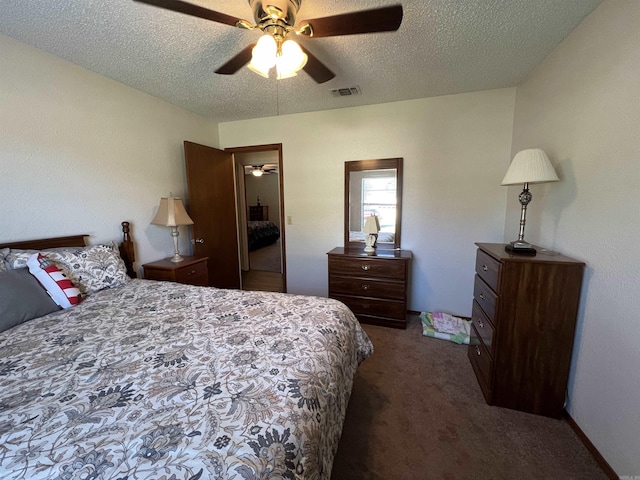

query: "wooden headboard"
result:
(0, 222), (136, 278)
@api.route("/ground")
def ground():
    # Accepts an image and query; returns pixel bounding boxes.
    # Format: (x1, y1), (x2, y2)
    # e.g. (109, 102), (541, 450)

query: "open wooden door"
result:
(184, 141), (240, 289)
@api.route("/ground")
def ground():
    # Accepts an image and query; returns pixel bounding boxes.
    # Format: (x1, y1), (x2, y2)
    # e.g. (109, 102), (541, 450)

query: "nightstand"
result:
(142, 256), (209, 287)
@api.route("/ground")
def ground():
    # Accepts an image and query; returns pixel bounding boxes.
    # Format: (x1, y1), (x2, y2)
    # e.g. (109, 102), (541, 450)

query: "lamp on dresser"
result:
(363, 215), (380, 253)
(501, 148), (559, 254)
(151, 195), (194, 263)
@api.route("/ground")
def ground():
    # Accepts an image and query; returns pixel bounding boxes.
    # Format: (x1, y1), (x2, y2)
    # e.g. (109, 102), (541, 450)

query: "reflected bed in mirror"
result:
(345, 158), (403, 250)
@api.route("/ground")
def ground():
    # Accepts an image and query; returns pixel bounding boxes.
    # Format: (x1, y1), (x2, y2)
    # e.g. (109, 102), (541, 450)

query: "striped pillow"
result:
(27, 253), (82, 309)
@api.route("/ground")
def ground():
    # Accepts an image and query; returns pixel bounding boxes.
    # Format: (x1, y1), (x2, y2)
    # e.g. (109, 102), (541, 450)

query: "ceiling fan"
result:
(245, 164), (278, 176)
(133, 0), (403, 83)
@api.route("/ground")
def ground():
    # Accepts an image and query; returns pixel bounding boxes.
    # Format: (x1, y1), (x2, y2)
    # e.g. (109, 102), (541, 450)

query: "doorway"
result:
(226, 144), (286, 293)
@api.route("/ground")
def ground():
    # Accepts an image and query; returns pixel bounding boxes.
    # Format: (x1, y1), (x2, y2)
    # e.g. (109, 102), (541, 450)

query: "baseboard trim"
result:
(563, 410), (618, 479)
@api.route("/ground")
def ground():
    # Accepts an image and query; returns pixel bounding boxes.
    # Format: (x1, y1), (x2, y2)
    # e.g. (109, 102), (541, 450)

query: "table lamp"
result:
(363, 215), (381, 253)
(151, 195), (194, 262)
(501, 149), (559, 254)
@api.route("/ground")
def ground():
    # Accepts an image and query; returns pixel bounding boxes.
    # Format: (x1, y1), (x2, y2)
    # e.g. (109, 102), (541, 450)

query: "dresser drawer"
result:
(332, 294), (406, 320)
(475, 248), (500, 292)
(328, 256), (406, 281)
(471, 300), (494, 355)
(330, 276), (405, 300)
(469, 324), (493, 395)
(473, 275), (497, 322)
(174, 261), (208, 286)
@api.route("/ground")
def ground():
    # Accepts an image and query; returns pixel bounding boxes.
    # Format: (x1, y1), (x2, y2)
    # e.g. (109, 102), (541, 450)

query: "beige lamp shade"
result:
(501, 149), (559, 186)
(363, 215), (380, 234)
(151, 197), (194, 227)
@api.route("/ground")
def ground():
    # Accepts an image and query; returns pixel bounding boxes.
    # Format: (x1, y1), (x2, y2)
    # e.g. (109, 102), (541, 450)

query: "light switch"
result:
(287, 216), (293, 225)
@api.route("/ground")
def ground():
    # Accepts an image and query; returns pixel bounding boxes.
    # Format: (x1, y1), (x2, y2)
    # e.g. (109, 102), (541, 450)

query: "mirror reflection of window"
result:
(348, 168), (397, 244)
(361, 172), (397, 233)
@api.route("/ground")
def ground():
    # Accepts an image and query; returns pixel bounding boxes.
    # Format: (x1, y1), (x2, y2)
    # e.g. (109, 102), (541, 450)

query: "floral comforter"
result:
(247, 221), (280, 251)
(0, 280), (373, 480)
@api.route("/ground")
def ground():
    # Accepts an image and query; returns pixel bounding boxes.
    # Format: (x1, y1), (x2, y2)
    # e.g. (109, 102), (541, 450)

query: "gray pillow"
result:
(0, 268), (60, 333)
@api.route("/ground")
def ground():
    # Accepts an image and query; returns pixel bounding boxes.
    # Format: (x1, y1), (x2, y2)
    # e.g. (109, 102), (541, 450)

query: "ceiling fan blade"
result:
(215, 44), (256, 75)
(133, 0), (244, 28)
(304, 5), (403, 37)
(299, 45), (335, 84)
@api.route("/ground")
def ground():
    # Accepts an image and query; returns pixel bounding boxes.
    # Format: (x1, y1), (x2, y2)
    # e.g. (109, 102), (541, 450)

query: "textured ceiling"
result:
(0, 0), (602, 123)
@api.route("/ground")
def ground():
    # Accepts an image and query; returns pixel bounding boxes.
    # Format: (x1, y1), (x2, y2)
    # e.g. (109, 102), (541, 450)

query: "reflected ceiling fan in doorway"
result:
(133, 0), (403, 83)
(245, 164), (278, 176)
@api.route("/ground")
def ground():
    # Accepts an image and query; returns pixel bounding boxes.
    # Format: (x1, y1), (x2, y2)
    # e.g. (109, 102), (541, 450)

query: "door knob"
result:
(192, 238), (205, 244)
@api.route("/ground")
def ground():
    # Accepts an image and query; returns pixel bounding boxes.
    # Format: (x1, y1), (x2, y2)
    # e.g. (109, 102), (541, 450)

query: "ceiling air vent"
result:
(330, 86), (362, 97)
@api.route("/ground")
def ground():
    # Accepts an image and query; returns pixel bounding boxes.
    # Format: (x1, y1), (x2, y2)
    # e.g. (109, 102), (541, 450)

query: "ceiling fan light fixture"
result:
(251, 166), (264, 177)
(247, 34), (307, 80)
(276, 39), (308, 78)
(136, 1), (402, 84)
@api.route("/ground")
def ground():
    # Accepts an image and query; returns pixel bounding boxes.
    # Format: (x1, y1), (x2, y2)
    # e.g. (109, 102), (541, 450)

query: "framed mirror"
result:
(344, 158), (403, 250)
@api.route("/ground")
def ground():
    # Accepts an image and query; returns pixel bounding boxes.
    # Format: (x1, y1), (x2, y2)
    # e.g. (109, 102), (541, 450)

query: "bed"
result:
(248, 221), (280, 251)
(0, 223), (372, 480)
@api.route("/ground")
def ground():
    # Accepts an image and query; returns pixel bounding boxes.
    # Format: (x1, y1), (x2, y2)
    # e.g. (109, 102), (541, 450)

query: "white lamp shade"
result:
(151, 197), (194, 227)
(363, 215), (380, 234)
(501, 149), (559, 186)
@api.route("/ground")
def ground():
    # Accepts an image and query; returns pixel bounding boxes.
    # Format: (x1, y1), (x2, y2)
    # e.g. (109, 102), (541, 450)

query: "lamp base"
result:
(364, 233), (377, 254)
(505, 242), (536, 256)
(170, 253), (185, 263)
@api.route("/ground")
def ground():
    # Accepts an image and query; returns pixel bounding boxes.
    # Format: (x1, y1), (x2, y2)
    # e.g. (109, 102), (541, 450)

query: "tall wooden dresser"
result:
(469, 243), (585, 418)
(328, 247), (412, 329)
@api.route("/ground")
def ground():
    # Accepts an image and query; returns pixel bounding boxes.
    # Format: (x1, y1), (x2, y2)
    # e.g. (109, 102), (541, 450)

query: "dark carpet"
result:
(249, 240), (281, 272)
(331, 314), (607, 480)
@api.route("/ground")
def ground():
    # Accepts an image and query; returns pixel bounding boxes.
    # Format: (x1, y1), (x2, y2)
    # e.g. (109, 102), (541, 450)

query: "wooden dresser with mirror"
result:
(328, 158), (412, 328)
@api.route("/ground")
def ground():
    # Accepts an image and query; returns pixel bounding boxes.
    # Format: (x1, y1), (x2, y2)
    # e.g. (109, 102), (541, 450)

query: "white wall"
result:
(220, 88), (516, 314)
(509, 0), (640, 474)
(0, 34), (219, 272)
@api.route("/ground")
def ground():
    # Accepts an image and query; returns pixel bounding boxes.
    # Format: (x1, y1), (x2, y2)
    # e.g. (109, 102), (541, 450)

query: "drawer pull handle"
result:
(189, 270), (196, 275)
(478, 319), (484, 328)
(482, 264), (488, 271)
(361, 283), (370, 291)
(475, 345), (481, 356)
(361, 264), (371, 271)
(362, 303), (370, 309)
(479, 293), (486, 300)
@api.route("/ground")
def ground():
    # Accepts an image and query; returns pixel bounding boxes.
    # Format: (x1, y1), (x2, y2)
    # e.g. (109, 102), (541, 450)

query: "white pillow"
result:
(27, 253), (82, 309)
